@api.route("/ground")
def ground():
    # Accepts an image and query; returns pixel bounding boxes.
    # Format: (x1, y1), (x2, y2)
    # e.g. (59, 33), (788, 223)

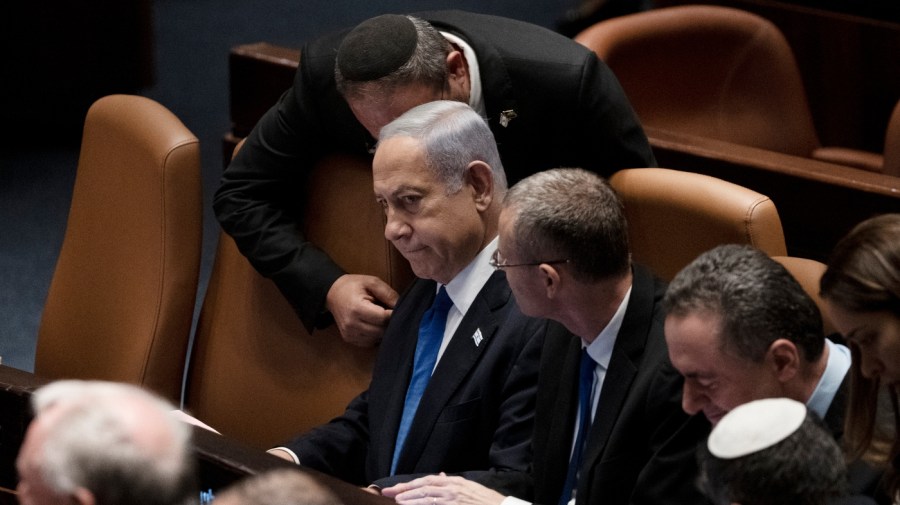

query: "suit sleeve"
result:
(281, 388), (373, 486)
(212, 42), (354, 332)
(628, 363), (712, 505)
(574, 53), (657, 171)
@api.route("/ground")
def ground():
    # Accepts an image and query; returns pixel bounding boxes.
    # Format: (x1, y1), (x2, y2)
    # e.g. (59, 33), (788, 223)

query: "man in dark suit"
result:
(382, 168), (710, 505)
(663, 244), (882, 503)
(663, 245), (850, 430)
(213, 11), (654, 347)
(267, 101), (546, 496)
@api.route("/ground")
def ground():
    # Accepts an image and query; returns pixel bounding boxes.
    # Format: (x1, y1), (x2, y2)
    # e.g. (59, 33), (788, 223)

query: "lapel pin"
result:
(472, 328), (484, 347)
(499, 109), (517, 128)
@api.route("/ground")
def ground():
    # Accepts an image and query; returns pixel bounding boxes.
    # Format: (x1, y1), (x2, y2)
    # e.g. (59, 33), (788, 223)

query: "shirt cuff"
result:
(267, 446), (300, 464)
(502, 496), (531, 505)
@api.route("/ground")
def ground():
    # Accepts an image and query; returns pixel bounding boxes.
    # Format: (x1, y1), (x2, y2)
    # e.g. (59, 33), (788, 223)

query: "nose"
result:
(383, 208), (410, 242)
(681, 381), (706, 416)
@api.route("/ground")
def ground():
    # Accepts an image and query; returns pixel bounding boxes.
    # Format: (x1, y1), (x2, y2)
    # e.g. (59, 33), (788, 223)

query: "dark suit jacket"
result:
(284, 272), (546, 495)
(531, 265), (711, 505)
(213, 10), (655, 330)
(823, 371), (888, 505)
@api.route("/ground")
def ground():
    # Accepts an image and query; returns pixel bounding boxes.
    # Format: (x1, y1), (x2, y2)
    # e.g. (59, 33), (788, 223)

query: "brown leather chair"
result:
(772, 256), (836, 336)
(609, 168), (787, 281)
(576, 6), (821, 157)
(35, 94), (202, 404)
(882, 99), (900, 177)
(183, 148), (414, 450)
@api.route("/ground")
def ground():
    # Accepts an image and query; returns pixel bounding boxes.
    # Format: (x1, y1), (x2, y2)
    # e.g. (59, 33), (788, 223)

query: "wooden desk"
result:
(0, 366), (46, 490)
(0, 366), (389, 504)
(647, 127), (900, 261)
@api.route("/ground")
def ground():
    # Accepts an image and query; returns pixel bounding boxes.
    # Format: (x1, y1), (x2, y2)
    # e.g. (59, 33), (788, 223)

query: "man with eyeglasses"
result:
(383, 168), (710, 505)
(267, 101), (547, 496)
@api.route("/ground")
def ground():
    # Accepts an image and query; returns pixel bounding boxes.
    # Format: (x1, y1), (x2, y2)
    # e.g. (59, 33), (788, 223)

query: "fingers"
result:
(383, 474), (445, 499)
(367, 277), (400, 308)
(326, 275), (395, 346)
(394, 486), (446, 505)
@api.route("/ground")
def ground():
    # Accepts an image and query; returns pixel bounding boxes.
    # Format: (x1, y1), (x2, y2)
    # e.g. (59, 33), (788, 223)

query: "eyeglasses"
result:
(489, 249), (569, 270)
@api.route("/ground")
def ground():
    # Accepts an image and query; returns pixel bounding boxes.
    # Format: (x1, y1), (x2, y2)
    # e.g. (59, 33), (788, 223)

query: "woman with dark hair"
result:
(821, 213), (900, 502)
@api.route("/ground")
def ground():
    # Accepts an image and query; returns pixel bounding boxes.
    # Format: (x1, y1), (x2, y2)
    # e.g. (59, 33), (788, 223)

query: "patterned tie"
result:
(391, 285), (453, 475)
(558, 348), (597, 505)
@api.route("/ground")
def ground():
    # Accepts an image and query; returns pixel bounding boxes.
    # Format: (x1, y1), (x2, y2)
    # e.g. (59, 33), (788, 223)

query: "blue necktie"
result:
(559, 348), (596, 505)
(391, 286), (453, 475)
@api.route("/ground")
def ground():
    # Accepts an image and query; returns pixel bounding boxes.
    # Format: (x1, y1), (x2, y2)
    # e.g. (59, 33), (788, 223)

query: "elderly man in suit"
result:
(383, 168), (710, 505)
(15, 380), (196, 505)
(267, 100), (546, 496)
(214, 11), (653, 347)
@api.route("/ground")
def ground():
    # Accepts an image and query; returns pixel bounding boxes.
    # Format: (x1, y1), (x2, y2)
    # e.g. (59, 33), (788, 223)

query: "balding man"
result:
(15, 380), (197, 505)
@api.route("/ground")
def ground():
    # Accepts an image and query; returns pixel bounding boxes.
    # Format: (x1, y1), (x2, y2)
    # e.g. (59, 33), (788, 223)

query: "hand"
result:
(382, 473), (506, 505)
(326, 274), (399, 347)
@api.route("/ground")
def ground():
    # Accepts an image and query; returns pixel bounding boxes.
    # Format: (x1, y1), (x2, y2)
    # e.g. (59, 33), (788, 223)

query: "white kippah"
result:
(707, 397), (807, 459)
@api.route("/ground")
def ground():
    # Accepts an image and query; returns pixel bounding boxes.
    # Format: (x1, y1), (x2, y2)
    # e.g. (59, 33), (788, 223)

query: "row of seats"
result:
(574, 5), (900, 177)
(30, 94), (834, 451)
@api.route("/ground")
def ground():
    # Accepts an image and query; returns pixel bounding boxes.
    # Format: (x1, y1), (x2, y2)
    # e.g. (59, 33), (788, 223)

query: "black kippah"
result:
(337, 14), (418, 82)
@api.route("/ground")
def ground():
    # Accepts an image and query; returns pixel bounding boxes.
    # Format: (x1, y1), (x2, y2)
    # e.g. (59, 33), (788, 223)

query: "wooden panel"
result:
(225, 43), (301, 167)
(647, 127), (900, 262)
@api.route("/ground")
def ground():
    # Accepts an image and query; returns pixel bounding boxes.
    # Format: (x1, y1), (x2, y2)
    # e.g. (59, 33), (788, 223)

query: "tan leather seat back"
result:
(772, 256), (836, 337)
(184, 152), (414, 450)
(35, 94), (202, 404)
(610, 168), (787, 281)
(576, 5), (820, 156)
(882, 100), (900, 177)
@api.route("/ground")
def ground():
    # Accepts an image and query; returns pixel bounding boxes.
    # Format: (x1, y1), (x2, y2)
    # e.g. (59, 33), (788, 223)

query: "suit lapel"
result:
(394, 272), (510, 472)
(581, 266), (655, 478)
(376, 279), (437, 475)
(543, 335), (584, 495)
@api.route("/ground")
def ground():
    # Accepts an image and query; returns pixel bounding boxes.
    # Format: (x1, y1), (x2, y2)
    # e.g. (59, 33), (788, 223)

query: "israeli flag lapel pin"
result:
(499, 109), (517, 128)
(472, 328), (484, 347)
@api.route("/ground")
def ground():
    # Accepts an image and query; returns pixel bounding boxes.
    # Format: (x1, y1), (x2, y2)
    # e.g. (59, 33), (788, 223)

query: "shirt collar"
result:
(440, 31), (485, 117)
(441, 236), (498, 315)
(584, 286), (633, 370)
(807, 339), (851, 419)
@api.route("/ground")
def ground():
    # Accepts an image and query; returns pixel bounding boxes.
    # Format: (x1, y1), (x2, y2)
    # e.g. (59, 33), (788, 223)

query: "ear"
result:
(767, 338), (801, 382)
(446, 50), (469, 86)
(538, 263), (563, 300)
(466, 161), (494, 211)
(72, 487), (96, 505)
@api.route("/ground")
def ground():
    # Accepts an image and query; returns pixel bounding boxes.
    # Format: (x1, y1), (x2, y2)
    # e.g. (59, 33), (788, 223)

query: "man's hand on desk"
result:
(382, 473), (507, 505)
(326, 274), (399, 347)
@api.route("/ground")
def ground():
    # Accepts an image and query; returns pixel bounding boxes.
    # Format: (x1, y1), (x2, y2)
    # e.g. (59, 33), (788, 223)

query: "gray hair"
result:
(503, 168), (630, 282)
(32, 380), (197, 505)
(663, 244), (824, 363)
(216, 468), (341, 505)
(336, 16), (452, 101)
(378, 100), (506, 194)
